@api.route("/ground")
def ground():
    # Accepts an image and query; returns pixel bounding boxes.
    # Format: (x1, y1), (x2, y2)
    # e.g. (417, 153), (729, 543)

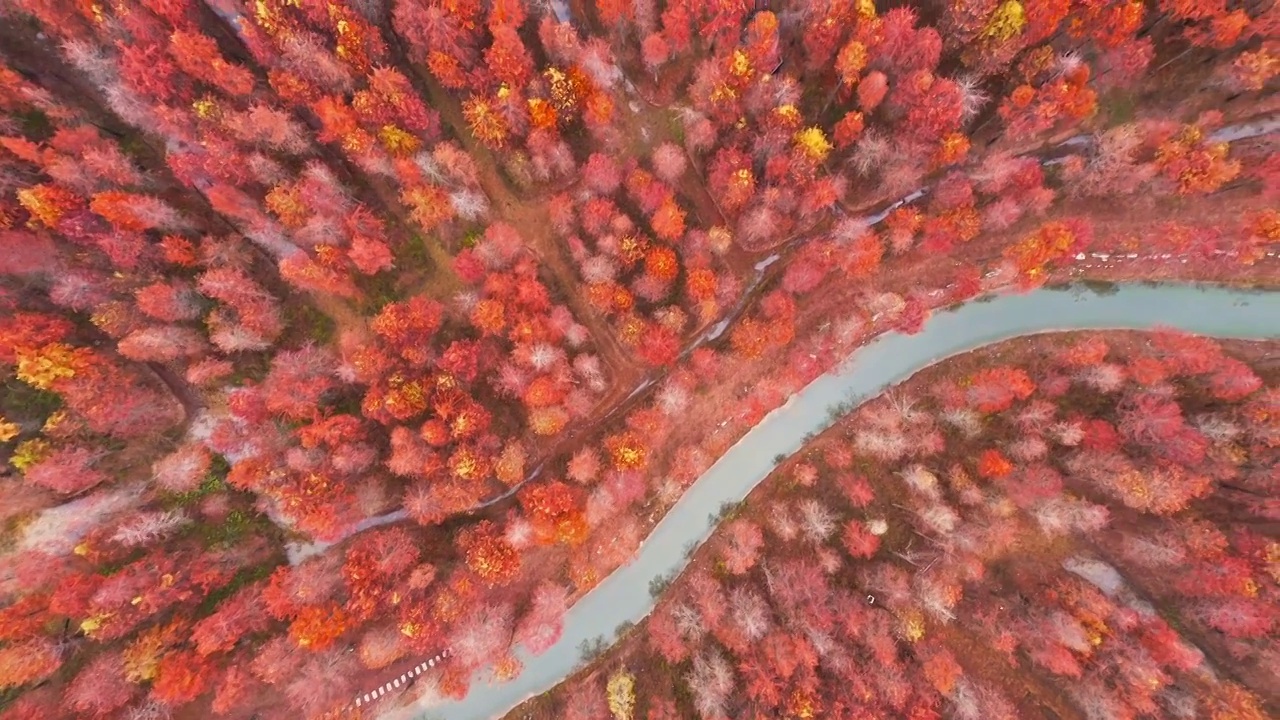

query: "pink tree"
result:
(719, 518), (764, 575)
(842, 520), (882, 559)
(515, 582), (570, 655)
(449, 603), (514, 672)
(23, 447), (107, 495)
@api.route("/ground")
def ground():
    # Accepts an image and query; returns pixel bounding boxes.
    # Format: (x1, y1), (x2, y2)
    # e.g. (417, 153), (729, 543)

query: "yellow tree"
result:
(606, 670), (636, 720)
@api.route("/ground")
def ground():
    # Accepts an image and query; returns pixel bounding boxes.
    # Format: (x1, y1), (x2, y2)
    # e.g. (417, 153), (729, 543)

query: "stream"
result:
(380, 282), (1279, 720)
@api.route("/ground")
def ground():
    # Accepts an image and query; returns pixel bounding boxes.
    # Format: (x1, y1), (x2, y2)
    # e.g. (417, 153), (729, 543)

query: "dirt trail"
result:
(146, 362), (204, 423)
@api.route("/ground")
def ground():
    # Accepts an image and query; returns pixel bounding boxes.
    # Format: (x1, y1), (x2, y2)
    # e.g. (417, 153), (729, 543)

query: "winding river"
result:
(378, 282), (1278, 720)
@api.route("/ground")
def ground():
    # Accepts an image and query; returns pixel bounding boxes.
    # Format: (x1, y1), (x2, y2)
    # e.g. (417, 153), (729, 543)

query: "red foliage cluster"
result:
(0, 0), (1274, 716)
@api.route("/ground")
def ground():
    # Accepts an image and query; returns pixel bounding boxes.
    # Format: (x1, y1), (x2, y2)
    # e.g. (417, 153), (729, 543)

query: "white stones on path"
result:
(353, 649), (451, 708)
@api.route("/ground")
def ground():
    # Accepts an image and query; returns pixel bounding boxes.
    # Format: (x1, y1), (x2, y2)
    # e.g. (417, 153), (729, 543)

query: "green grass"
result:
(667, 110), (685, 143)
(199, 508), (263, 549)
(194, 562), (278, 616)
(359, 272), (404, 315)
(96, 548), (146, 577)
(16, 109), (53, 140)
(397, 232), (433, 267)
(1101, 91), (1137, 126)
(2, 381), (64, 422)
(166, 455), (231, 508)
(292, 303), (337, 344)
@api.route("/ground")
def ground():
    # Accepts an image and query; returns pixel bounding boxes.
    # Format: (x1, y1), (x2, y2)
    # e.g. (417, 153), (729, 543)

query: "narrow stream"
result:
(380, 282), (1278, 720)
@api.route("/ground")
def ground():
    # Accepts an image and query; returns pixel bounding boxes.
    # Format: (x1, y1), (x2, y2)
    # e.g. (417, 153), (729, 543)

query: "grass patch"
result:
(16, 109), (53, 140)
(1101, 91), (1136, 125)
(397, 232), (432, 268)
(96, 548), (147, 577)
(359, 272), (403, 315)
(2, 381), (63, 423)
(166, 455), (231, 508)
(195, 562), (278, 616)
(667, 110), (685, 143)
(199, 508), (268, 549)
(293, 303), (337, 344)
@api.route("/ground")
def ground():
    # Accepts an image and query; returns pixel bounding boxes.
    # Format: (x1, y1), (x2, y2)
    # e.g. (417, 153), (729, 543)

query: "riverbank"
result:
(384, 283), (1280, 720)
(500, 327), (1278, 720)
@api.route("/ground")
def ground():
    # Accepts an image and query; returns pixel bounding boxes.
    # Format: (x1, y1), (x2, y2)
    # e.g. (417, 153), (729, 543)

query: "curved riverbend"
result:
(389, 282), (1279, 720)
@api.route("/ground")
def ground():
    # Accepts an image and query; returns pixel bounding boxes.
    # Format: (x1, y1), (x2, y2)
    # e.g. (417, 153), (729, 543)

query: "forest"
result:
(508, 330), (1279, 720)
(0, 0), (1275, 718)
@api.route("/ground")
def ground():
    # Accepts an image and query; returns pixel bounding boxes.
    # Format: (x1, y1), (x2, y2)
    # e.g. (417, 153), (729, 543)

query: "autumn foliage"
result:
(0, 0), (1275, 717)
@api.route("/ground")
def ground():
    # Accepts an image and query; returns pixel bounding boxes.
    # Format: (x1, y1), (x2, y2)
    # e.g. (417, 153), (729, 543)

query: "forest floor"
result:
(498, 330), (1280, 720)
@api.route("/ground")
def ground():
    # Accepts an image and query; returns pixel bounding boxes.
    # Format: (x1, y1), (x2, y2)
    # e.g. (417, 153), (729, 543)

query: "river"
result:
(378, 282), (1278, 720)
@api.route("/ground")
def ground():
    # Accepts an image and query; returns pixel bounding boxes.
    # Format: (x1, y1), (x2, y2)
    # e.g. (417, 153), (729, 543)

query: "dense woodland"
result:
(516, 331), (1279, 720)
(0, 0), (1276, 718)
